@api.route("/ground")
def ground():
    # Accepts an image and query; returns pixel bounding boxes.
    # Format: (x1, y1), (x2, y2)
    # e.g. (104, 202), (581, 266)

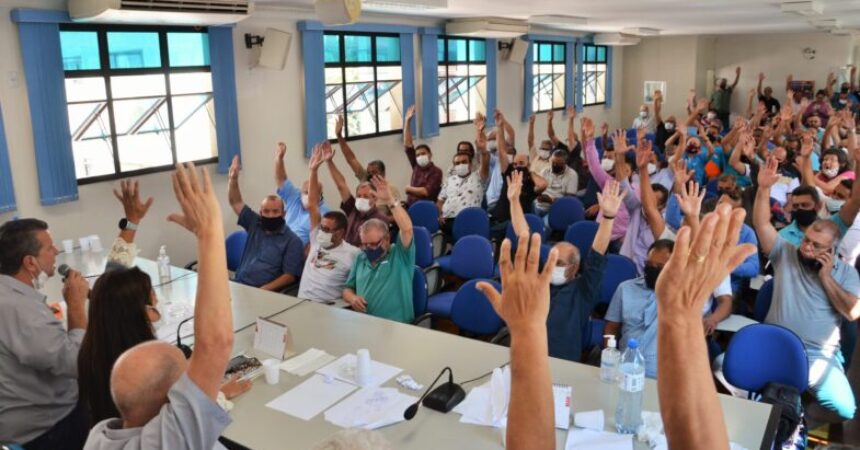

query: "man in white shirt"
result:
(536, 149), (578, 215)
(438, 116), (492, 239)
(632, 104), (656, 134)
(299, 145), (360, 302)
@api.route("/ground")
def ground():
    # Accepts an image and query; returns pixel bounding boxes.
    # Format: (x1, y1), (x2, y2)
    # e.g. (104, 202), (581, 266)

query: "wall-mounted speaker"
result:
(507, 38), (529, 64)
(257, 28), (291, 70)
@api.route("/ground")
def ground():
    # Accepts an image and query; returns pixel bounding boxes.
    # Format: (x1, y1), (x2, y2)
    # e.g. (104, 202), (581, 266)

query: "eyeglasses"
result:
(362, 240), (384, 250)
(801, 237), (831, 252)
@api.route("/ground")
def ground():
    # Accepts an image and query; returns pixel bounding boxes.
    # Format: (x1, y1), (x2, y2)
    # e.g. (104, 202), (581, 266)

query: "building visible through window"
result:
(437, 36), (487, 126)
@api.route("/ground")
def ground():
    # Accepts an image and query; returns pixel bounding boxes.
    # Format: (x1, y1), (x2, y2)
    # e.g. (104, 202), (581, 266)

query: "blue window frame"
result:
(437, 36), (487, 126)
(59, 24), (216, 184)
(532, 41), (566, 113)
(582, 44), (608, 106)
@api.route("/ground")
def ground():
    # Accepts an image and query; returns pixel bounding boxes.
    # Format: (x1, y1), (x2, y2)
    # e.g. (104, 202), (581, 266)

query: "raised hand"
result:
(696, 98), (708, 112)
(335, 115), (345, 138)
(494, 109), (505, 127)
(168, 163), (223, 237)
(687, 89), (696, 104)
(611, 129), (628, 151)
(276, 142), (287, 160)
(371, 175), (393, 205)
(547, 109), (554, 122)
(566, 105), (576, 118)
(654, 90), (663, 102)
(757, 156), (780, 189)
(475, 111), (486, 133)
(598, 179), (624, 218)
(675, 180), (706, 219)
(636, 139), (653, 169)
(507, 169), (523, 203)
(600, 122), (609, 136)
(528, 114), (536, 126)
(800, 131), (815, 158)
(735, 66), (741, 76)
(309, 143), (325, 170)
(636, 126), (647, 145)
(113, 179), (154, 224)
(672, 159), (694, 186)
(748, 88), (756, 99)
(581, 117), (595, 141)
(228, 155), (240, 180)
(405, 104), (416, 122)
(758, 72), (765, 82)
(779, 103), (793, 122)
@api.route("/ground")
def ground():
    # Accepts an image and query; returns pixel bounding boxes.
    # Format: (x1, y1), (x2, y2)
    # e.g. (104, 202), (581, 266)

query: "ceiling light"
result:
(593, 33), (641, 46)
(362, 0), (447, 10)
(622, 27), (661, 36)
(527, 14), (588, 29)
(446, 18), (529, 39)
(781, 1), (824, 17)
(810, 18), (840, 29)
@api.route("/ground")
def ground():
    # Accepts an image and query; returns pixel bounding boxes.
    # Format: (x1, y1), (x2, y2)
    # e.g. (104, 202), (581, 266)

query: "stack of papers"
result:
(324, 387), (418, 429)
(281, 348), (336, 377)
(316, 354), (401, 387)
(565, 429), (633, 450)
(265, 374), (356, 420)
(454, 367), (571, 430)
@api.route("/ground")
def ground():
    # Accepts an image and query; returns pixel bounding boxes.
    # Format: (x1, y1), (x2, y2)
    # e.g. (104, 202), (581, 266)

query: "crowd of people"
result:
(2, 66), (860, 449)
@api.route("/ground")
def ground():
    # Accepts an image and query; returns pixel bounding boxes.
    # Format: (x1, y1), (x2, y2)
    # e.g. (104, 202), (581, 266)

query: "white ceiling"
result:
(260, 0), (860, 36)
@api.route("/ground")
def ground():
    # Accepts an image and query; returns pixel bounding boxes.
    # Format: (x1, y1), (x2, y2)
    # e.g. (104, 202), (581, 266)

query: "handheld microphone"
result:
(403, 366), (465, 420)
(58, 264), (71, 280)
(176, 316), (194, 359)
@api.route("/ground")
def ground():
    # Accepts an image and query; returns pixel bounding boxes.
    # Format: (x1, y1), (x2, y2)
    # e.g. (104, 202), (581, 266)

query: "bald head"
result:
(111, 341), (188, 427)
(551, 242), (581, 282)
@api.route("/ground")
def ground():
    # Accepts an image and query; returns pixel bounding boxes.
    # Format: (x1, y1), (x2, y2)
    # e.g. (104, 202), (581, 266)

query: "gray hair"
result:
(359, 218), (389, 238)
(312, 429), (393, 450)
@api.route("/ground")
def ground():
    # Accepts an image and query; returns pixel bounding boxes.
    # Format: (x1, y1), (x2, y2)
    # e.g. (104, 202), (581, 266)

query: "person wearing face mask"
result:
(804, 89), (833, 127)
(0, 218), (90, 449)
(334, 115), (402, 214)
(484, 114), (517, 213)
(583, 120), (633, 247)
(228, 156), (304, 291)
(402, 105), (443, 207)
(343, 176), (415, 323)
(757, 72), (782, 117)
(755, 156), (860, 423)
(527, 114), (554, 176)
(535, 149), (578, 216)
(815, 147), (856, 196)
(632, 103), (656, 134)
(274, 141), (331, 247)
(437, 115), (492, 240)
(652, 90), (675, 152)
(322, 148), (392, 248)
(298, 144), (360, 302)
(709, 67), (740, 132)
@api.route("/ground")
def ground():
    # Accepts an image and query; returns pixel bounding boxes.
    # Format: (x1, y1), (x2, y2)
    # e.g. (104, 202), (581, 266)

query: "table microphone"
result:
(176, 316), (194, 359)
(403, 366), (465, 420)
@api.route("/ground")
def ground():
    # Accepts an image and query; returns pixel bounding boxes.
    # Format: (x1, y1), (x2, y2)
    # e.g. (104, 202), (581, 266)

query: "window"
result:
(532, 42), (566, 113)
(59, 25), (216, 183)
(324, 32), (403, 140)
(582, 44), (608, 106)
(437, 37), (487, 126)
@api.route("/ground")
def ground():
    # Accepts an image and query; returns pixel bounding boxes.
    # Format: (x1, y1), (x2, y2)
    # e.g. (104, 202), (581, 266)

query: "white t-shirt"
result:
(298, 228), (360, 302)
(538, 165), (578, 206)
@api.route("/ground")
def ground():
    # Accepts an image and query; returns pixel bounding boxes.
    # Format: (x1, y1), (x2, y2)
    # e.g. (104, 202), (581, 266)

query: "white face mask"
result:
(538, 150), (551, 160)
(823, 167), (839, 179)
(488, 141), (498, 153)
(639, 111), (648, 118)
(601, 158), (615, 172)
(647, 163), (657, 175)
(707, 112), (717, 120)
(29, 257), (50, 291)
(551, 266), (569, 286)
(301, 194), (310, 208)
(825, 196), (846, 213)
(355, 197), (372, 213)
(416, 155), (430, 168)
(665, 122), (675, 131)
(455, 163), (470, 177)
(316, 230), (334, 248)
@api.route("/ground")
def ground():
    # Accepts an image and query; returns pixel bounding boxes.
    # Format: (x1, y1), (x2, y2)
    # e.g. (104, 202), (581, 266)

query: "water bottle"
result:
(600, 335), (620, 383)
(615, 338), (645, 434)
(157, 245), (171, 284)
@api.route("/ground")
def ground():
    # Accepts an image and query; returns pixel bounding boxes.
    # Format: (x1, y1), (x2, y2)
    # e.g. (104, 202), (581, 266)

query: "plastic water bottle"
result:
(600, 335), (620, 383)
(157, 245), (171, 284)
(615, 338), (645, 434)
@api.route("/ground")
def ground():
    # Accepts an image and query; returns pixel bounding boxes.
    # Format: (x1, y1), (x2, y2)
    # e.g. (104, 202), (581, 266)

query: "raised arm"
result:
(582, 117), (611, 188)
(169, 163), (232, 401)
(654, 90), (664, 124)
(745, 89), (757, 119)
(757, 72), (765, 98)
(593, 180), (623, 255)
(335, 115), (366, 179)
(639, 142), (667, 239)
(274, 142), (287, 188)
(307, 143), (329, 231)
(527, 114), (536, 157)
(566, 106), (578, 149)
(753, 156), (781, 255)
(475, 113), (491, 181)
(730, 66), (741, 90)
(373, 175), (412, 248)
(547, 109), (560, 147)
(325, 153), (353, 203)
(404, 104), (416, 151)
(675, 180), (705, 238)
(508, 170), (529, 238)
(839, 121), (860, 227)
(851, 65), (857, 92)
(826, 72), (836, 98)
(495, 110), (511, 173)
(227, 155), (245, 216)
(112, 179), (153, 245)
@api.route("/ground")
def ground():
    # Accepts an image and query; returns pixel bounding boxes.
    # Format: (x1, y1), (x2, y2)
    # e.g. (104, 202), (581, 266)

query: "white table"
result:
(221, 300), (778, 450)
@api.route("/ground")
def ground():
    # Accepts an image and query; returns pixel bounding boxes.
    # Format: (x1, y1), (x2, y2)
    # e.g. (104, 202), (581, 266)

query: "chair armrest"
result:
(412, 313), (433, 326)
(184, 261), (198, 271)
(490, 327), (510, 346)
(423, 264), (443, 296)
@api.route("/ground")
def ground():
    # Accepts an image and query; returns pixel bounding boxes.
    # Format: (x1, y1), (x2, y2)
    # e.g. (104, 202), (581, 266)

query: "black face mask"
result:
(793, 208), (818, 227)
(260, 216), (285, 232)
(643, 264), (662, 290)
(842, 87), (850, 94)
(796, 249), (823, 272)
(515, 167), (529, 176)
(552, 164), (565, 174)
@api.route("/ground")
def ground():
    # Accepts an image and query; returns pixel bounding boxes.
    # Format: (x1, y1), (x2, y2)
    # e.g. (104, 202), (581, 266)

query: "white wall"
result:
(0, 1), (622, 265)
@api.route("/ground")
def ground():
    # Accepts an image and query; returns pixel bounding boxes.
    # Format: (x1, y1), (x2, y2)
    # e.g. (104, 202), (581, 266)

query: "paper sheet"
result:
(553, 384), (572, 430)
(265, 374), (356, 421)
(324, 387), (417, 429)
(281, 348), (336, 377)
(565, 428), (633, 450)
(254, 317), (288, 359)
(316, 353), (401, 387)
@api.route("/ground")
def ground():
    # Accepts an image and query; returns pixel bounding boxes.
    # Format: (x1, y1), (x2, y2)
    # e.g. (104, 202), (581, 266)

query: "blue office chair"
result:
(723, 324), (809, 394)
(505, 213), (545, 248)
(408, 200), (444, 257)
(564, 221), (599, 257)
(429, 236), (495, 318)
(411, 266), (433, 326)
(450, 279), (505, 337)
(548, 197), (585, 237)
(582, 317), (606, 359)
(754, 278), (774, 322)
(644, 132), (655, 143)
(595, 135), (604, 154)
(626, 128), (638, 142)
(186, 229), (247, 272)
(413, 226), (441, 295)
(600, 254), (638, 304)
(453, 207), (491, 241)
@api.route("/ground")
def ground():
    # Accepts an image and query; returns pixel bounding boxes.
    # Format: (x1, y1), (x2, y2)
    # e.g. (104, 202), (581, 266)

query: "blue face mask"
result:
(363, 247), (386, 263)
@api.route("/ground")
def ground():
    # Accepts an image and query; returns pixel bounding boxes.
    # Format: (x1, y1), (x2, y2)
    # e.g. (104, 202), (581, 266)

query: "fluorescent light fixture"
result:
(527, 14), (588, 29)
(446, 18), (529, 38)
(830, 28), (859, 36)
(621, 27), (661, 36)
(810, 18), (840, 29)
(781, 1), (824, 16)
(593, 33), (641, 46)
(362, 0), (446, 10)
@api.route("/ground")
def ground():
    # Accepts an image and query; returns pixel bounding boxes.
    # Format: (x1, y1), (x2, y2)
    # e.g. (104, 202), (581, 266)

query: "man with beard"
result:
(754, 155), (860, 422)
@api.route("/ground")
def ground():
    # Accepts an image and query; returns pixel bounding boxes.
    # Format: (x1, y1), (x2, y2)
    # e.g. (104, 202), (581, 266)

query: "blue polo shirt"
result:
(547, 250), (607, 362)
(277, 180), (330, 245)
(683, 150), (710, 184)
(778, 212), (849, 247)
(234, 206), (304, 288)
(606, 277), (658, 378)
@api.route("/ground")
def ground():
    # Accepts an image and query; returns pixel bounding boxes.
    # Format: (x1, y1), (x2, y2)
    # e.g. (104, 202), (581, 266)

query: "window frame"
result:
(532, 41), (567, 114)
(581, 43), (608, 107)
(437, 35), (487, 128)
(59, 23), (216, 185)
(324, 31), (404, 142)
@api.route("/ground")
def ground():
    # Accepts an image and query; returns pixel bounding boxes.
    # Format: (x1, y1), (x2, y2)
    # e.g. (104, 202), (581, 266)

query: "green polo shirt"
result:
(345, 236), (415, 323)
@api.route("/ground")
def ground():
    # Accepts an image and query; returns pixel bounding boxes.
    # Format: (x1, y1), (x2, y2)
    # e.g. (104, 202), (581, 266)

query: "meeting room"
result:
(3, 0), (860, 449)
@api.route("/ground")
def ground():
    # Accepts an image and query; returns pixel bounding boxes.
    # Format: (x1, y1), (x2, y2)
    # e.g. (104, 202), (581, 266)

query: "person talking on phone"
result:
(754, 155), (860, 423)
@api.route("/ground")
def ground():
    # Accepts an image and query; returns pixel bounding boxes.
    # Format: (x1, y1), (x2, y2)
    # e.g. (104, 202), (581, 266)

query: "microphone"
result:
(58, 264), (71, 280)
(176, 316), (194, 359)
(403, 366), (465, 420)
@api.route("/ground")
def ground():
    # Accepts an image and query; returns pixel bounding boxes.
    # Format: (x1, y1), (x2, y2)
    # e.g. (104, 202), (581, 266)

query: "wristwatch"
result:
(118, 218), (139, 231)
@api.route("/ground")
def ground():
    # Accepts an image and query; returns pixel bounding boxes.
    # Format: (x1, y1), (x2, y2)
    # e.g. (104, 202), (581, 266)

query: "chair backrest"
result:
(626, 128), (638, 141)
(644, 133), (655, 143)
(412, 226), (434, 268)
(226, 230), (248, 272)
(412, 266), (428, 317)
(548, 197), (585, 232)
(564, 221), (599, 257)
(600, 254), (638, 304)
(451, 279), (504, 336)
(723, 324), (809, 393)
(506, 213), (546, 248)
(453, 207), (490, 241)
(754, 278), (774, 322)
(451, 235), (496, 280)
(408, 200), (440, 234)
